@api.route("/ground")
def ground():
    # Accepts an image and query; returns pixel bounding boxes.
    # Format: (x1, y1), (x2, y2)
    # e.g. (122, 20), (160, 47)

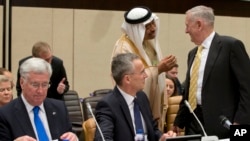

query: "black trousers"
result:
(185, 105), (205, 136)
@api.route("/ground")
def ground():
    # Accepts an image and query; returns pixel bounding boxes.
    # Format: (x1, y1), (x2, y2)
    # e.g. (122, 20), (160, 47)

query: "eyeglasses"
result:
(29, 82), (50, 89)
(128, 69), (147, 76)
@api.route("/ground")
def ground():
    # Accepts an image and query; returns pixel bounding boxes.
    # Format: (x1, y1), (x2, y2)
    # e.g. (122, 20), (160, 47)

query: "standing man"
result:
(16, 41), (69, 100)
(112, 6), (176, 131)
(0, 58), (78, 141)
(95, 53), (176, 141)
(173, 5), (250, 139)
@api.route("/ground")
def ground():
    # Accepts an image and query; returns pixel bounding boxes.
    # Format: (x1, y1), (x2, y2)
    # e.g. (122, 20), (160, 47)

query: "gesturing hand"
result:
(57, 77), (66, 94)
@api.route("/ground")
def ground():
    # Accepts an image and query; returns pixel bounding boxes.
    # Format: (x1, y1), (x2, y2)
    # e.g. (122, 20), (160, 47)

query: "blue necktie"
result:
(134, 98), (144, 134)
(33, 106), (49, 141)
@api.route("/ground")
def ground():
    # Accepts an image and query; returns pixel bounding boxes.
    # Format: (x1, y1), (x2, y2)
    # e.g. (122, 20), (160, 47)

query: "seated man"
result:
(0, 58), (78, 141)
(94, 53), (176, 141)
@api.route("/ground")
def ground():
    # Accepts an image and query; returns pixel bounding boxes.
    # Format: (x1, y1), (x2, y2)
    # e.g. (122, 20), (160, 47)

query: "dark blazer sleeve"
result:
(174, 48), (196, 128)
(16, 56), (32, 96)
(47, 56), (70, 99)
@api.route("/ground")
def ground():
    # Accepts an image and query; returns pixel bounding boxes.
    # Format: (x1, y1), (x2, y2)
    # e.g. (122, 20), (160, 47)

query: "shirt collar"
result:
(117, 86), (135, 106)
(21, 94), (45, 113)
(201, 31), (215, 49)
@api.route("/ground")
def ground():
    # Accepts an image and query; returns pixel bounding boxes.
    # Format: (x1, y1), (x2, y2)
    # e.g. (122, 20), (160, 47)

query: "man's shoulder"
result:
(52, 56), (63, 62)
(19, 56), (32, 64)
(51, 56), (64, 66)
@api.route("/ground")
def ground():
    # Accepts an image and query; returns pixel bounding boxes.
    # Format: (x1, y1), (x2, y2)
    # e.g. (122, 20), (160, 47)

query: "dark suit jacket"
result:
(94, 86), (162, 141)
(0, 97), (72, 140)
(174, 33), (250, 139)
(16, 56), (70, 100)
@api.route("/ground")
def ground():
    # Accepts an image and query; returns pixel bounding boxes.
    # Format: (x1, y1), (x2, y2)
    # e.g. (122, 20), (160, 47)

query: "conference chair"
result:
(63, 90), (84, 138)
(82, 89), (112, 121)
(90, 88), (113, 97)
(83, 118), (96, 141)
(166, 95), (185, 135)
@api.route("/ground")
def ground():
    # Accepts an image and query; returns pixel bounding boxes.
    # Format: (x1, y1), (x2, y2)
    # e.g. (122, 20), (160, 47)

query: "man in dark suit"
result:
(16, 41), (69, 100)
(173, 5), (250, 139)
(94, 53), (176, 141)
(0, 57), (77, 141)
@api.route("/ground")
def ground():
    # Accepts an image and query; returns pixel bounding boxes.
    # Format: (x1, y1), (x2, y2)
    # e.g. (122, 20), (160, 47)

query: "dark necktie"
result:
(33, 106), (49, 141)
(134, 98), (144, 134)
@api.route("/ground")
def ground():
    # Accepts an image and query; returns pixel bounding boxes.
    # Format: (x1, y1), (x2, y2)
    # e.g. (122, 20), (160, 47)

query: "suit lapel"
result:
(14, 98), (36, 138)
(114, 87), (135, 135)
(203, 33), (222, 86)
(43, 99), (60, 139)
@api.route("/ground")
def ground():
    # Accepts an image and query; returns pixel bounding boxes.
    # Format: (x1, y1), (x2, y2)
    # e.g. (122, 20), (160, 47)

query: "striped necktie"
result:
(188, 46), (203, 110)
(33, 106), (49, 141)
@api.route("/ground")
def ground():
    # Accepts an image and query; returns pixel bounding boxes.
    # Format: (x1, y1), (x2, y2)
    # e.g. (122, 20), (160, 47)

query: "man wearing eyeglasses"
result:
(16, 41), (69, 100)
(0, 57), (78, 141)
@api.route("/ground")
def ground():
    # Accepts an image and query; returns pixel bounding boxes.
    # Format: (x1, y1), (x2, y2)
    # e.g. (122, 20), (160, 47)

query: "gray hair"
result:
(20, 57), (52, 79)
(186, 5), (214, 27)
(111, 53), (140, 85)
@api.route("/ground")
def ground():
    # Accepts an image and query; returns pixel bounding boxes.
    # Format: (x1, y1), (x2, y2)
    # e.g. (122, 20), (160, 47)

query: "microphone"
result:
(219, 115), (232, 130)
(184, 100), (218, 141)
(86, 102), (106, 141)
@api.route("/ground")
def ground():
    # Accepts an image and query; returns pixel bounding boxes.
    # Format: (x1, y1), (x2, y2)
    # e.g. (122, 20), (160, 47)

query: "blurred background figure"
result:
(165, 64), (184, 95)
(16, 41), (69, 100)
(0, 75), (13, 107)
(0, 67), (15, 89)
(163, 75), (180, 132)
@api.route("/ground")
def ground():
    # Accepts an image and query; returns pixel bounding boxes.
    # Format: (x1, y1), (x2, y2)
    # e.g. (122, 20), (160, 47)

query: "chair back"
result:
(83, 118), (96, 141)
(63, 90), (84, 136)
(166, 95), (185, 135)
(82, 96), (104, 121)
(90, 89), (113, 96)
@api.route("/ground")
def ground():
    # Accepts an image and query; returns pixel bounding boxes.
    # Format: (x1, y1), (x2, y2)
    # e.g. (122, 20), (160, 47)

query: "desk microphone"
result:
(86, 102), (106, 141)
(219, 115), (232, 130)
(184, 100), (219, 141)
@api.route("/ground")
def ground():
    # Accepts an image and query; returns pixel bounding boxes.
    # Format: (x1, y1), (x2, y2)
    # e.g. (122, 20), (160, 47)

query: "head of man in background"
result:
(16, 41), (69, 100)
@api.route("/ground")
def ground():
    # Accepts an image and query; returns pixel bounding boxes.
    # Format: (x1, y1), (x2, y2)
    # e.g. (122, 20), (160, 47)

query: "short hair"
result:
(0, 67), (8, 75)
(32, 41), (51, 57)
(20, 57), (52, 80)
(111, 53), (140, 85)
(0, 75), (10, 84)
(186, 5), (214, 27)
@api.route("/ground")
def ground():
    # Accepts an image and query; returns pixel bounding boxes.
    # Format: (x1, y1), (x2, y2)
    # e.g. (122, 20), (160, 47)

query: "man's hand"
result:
(57, 77), (66, 94)
(158, 55), (177, 74)
(60, 132), (78, 141)
(159, 130), (177, 141)
(14, 135), (36, 141)
(172, 126), (182, 136)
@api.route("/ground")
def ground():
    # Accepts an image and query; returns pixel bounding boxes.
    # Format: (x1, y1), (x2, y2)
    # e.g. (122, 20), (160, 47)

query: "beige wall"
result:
(4, 7), (250, 98)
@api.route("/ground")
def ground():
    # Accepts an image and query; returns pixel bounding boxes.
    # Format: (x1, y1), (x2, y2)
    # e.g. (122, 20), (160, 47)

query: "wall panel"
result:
(10, 7), (250, 99)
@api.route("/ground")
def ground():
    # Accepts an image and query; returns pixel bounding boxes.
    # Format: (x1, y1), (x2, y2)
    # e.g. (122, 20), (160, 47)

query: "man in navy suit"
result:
(16, 41), (69, 100)
(173, 5), (250, 139)
(94, 53), (176, 141)
(0, 58), (77, 141)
